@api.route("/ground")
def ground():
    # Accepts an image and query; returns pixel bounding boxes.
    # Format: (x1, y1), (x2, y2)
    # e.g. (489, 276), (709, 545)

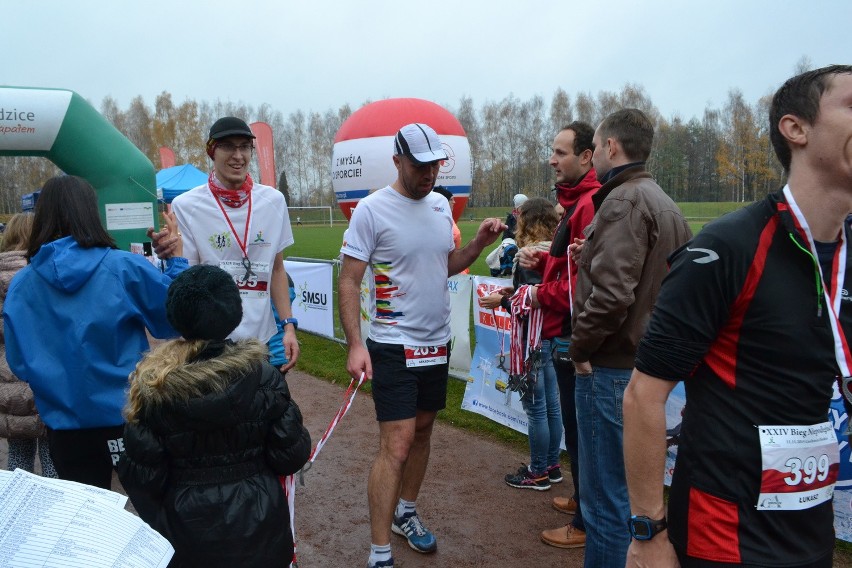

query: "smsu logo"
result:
(842, 288), (852, 302)
(297, 281), (329, 311)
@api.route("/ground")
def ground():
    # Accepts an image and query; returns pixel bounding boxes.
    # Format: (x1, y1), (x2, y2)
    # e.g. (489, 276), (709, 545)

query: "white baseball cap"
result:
(513, 193), (528, 208)
(394, 123), (448, 165)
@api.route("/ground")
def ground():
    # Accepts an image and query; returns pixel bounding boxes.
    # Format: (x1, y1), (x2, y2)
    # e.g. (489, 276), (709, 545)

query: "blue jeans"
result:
(576, 366), (631, 568)
(521, 340), (562, 475)
(555, 362), (585, 531)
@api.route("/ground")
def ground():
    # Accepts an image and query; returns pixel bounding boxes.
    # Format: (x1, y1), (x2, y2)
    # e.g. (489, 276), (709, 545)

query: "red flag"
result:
(250, 122), (276, 187)
(159, 146), (176, 169)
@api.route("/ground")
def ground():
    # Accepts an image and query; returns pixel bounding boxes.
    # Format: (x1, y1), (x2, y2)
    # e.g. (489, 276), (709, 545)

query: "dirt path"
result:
(286, 370), (584, 567)
(3, 370), (851, 566)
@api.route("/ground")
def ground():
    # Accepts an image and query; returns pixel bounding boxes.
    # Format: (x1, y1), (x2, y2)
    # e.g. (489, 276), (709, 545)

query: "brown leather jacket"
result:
(569, 165), (692, 369)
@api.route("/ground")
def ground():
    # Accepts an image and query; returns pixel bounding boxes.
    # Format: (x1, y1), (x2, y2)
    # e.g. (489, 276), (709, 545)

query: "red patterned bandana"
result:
(208, 170), (253, 208)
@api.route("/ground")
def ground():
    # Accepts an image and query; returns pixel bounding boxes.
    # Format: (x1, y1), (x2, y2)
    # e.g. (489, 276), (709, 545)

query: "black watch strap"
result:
(628, 515), (667, 541)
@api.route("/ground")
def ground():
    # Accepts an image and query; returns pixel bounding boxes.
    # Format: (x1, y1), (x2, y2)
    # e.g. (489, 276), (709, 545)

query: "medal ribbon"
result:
(211, 184), (255, 281)
(783, 185), (852, 375)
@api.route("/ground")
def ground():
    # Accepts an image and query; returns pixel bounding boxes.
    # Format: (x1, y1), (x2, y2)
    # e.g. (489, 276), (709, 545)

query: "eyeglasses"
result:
(217, 142), (254, 155)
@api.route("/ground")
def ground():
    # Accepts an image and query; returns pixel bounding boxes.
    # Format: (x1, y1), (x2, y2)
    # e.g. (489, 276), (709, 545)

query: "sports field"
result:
(287, 218), (709, 273)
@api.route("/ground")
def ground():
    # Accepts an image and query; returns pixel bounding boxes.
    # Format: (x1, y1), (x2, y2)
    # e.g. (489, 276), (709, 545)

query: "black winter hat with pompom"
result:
(166, 265), (243, 340)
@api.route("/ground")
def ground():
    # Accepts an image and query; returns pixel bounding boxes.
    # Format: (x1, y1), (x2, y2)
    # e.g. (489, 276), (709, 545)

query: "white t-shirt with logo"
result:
(172, 182), (293, 342)
(341, 186), (454, 346)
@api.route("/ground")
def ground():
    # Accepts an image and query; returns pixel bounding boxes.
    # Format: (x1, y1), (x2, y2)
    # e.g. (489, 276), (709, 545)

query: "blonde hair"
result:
(515, 197), (559, 248)
(0, 213), (34, 253)
(124, 338), (218, 422)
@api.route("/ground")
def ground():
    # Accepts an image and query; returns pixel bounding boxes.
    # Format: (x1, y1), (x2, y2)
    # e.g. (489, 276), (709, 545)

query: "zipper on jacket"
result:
(788, 232), (824, 317)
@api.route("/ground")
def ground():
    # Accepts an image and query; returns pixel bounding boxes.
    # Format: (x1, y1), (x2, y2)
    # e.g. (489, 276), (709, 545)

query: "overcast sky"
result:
(4, 0), (850, 123)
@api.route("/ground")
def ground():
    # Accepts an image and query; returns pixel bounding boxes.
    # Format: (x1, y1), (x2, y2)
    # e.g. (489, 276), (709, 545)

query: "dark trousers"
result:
(47, 425), (125, 489)
(555, 363), (585, 531)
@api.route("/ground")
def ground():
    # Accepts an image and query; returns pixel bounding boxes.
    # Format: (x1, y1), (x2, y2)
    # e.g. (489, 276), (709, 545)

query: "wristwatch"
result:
(282, 317), (299, 329)
(628, 515), (667, 541)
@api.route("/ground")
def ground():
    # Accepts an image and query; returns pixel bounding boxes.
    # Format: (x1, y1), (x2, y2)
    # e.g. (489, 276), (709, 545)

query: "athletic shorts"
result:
(367, 338), (450, 422)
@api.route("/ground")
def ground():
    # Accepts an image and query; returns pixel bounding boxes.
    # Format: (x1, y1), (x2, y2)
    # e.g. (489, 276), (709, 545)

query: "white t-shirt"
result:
(171, 182), (294, 342)
(341, 186), (454, 346)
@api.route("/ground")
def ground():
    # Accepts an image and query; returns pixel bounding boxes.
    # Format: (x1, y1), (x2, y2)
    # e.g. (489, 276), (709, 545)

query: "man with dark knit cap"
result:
(157, 117), (299, 370)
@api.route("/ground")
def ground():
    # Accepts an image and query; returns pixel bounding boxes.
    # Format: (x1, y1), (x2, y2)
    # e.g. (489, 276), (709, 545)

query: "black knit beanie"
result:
(166, 265), (243, 340)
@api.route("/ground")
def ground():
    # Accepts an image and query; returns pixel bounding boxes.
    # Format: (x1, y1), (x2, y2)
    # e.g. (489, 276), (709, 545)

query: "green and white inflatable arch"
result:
(0, 86), (158, 251)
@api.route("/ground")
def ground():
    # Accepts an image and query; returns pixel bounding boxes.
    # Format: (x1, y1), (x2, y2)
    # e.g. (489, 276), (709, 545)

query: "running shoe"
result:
(392, 511), (437, 553)
(505, 464), (551, 490)
(547, 464), (563, 483)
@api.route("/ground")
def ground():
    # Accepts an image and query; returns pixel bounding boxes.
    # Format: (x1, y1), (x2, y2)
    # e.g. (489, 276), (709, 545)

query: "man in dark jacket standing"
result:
(569, 108), (691, 567)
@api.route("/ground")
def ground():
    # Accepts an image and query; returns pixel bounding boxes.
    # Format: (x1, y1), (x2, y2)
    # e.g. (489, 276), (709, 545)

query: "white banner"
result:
(448, 275), (472, 375)
(460, 276), (529, 433)
(285, 260), (334, 338)
(0, 88), (72, 151)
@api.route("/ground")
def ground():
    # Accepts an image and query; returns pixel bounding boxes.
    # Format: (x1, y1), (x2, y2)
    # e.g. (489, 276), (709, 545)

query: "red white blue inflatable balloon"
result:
(332, 98), (472, 220)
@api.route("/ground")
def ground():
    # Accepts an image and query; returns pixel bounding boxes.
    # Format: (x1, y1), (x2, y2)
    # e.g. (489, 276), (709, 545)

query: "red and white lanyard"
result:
(212, 188), (255, 279)
(783, 185), (852, 375)
(566, 253), (574, 318)
(509, 284), (544, 375)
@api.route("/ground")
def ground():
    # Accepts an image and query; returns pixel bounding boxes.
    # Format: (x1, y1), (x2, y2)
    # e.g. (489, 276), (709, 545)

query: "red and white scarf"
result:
(509, 284), (544, 376)
(208, 170), (254, 208)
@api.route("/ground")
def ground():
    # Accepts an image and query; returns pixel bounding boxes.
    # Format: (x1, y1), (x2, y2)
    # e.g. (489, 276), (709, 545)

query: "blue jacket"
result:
(3, 237), (188, 430)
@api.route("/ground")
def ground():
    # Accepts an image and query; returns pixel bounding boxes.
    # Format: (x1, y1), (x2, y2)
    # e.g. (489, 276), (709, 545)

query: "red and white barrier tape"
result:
(284, 371), (368, 567)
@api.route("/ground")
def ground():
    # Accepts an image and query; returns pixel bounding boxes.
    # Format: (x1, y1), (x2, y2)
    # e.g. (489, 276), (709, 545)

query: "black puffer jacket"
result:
(117, 340), (311, 568)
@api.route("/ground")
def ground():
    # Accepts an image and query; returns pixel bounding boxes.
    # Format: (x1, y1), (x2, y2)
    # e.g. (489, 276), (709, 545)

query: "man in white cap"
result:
(503, 192), (528, 240)
(339, 123), (505, 568)
(153, 117), (299, 369)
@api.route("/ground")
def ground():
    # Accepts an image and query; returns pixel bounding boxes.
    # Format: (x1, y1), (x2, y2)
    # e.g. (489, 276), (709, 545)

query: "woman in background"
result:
(479, 197), (563, 490)
(3, 175), (187, 488)
(0, 213), (56, 477)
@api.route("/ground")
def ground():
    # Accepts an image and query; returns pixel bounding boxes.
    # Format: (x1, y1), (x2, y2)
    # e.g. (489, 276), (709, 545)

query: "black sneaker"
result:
(505, 464), (551, 491)
(547, 465), (563, 483)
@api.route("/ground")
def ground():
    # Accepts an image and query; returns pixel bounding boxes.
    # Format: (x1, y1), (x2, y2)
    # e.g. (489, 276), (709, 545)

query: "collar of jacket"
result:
(592, 163), (652, 211)
(554, 168), (601, 210)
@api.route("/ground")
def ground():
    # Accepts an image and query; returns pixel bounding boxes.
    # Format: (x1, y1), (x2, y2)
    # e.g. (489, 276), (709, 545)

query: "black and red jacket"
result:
(635, 190), (849, 565)
(533, 168), (600, 339)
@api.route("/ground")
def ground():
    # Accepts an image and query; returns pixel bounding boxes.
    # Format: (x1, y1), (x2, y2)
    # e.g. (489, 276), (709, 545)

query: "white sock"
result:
(369, 543), (391, 566)
(395, 498), (416, 519)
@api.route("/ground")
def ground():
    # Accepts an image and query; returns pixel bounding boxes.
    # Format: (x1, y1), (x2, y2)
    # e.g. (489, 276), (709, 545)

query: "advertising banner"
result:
(0, 88), (71, 151)
(250, 121), (276, 188)
(460, 276), (529, 433)
(448, 275), (472, 375)
(285, 260), (334, 338)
